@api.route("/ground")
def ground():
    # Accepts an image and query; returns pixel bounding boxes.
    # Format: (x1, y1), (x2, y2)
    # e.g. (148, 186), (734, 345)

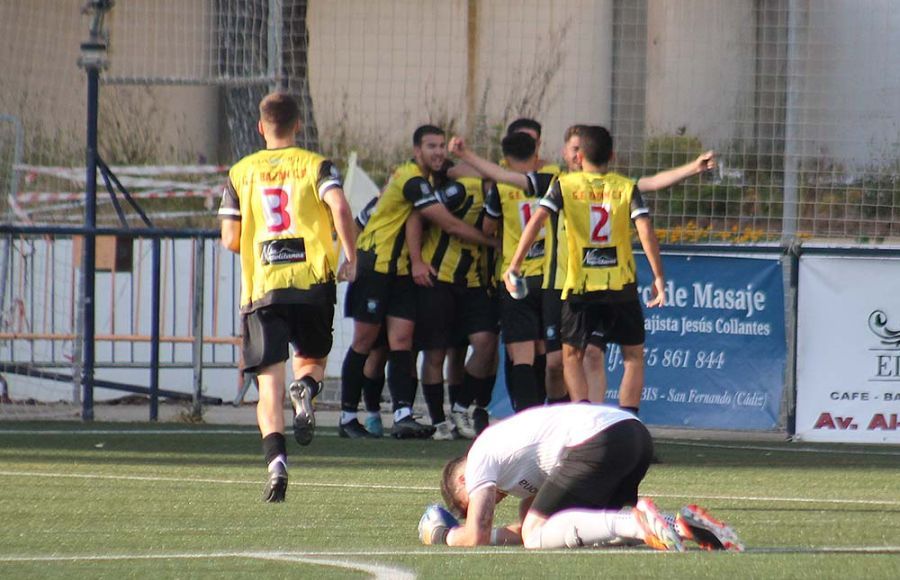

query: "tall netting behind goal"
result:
(1, 1), (899, 411)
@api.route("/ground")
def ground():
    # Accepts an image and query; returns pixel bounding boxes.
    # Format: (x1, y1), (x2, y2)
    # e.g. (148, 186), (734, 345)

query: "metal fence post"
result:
(149, 237), (161, 420)
(191, 237), (205, 419)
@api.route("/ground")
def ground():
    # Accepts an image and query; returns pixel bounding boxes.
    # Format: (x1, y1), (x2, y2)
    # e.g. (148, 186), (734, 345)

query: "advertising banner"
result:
(490, 253), (787, 430)
(603, 254), (786, 429)
(795, 255), (900, 444)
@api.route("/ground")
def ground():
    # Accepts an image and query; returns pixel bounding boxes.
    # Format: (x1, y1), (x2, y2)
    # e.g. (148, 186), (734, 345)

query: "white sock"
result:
(267, 455), (286, 472)
(451, 403), (468, 413)
(340, 411), (357, 425)
(534, 508), (641, 549)
(393, 407), (412, 422)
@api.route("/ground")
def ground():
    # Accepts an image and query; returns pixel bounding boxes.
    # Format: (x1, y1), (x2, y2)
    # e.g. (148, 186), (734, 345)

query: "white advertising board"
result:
(795, 255), (900, 443)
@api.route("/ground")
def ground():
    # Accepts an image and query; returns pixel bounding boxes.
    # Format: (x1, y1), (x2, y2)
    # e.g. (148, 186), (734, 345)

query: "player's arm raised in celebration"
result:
(448, 136), (530, 191)
(637, 150), (716, 192)
(405, 211), (436, 287)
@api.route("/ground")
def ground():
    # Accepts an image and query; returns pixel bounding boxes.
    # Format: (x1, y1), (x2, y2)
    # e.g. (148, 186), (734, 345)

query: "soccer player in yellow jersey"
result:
(449, 133), (557, 413)
(340, 125), (499, 439)
(406, 172), (499, 439)
(218, 92), (357, 502)
(505, 125), (667, 420)
(547, 126), (716, 406)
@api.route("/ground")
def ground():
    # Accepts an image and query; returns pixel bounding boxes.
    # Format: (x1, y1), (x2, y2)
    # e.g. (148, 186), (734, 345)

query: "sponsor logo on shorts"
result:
(546, 325), (558, 339)
(366, 299), (379, 314)
(582, 247), (617, 268)
(260, 238), (306, 265)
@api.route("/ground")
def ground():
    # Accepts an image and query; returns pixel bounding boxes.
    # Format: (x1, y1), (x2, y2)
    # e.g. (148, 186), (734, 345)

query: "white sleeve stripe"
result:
(539, 198), (560, 213)
(318, 180), (342, 198)
(218, 208), (241, 217)
(527, 173), (539, 196)
(631, 208), (650, 219)
(414, 196), (437, 208)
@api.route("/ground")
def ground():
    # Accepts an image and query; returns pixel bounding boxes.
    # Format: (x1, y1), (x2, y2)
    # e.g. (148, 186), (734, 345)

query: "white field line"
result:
(1, 429), (898, 458)
(0, 551), (415, 579)
(0, 469), (897, 507)
(249, 553), (415, 580)
(0, 546), (898, 565)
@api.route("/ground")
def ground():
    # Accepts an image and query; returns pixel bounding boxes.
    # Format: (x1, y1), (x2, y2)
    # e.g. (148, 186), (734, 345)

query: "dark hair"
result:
(578, 125), (614, 165)
(506, 118), (542, 137)
(259, 92), (300, 137)
(441, 455), (467, 518)
(413, 124), (445, 146)
(563, 124), (586, 142)
(501, 132), (537, 162)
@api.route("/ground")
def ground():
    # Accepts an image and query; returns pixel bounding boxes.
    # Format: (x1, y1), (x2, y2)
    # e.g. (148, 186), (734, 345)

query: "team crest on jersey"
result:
(582, 247), (617, 268)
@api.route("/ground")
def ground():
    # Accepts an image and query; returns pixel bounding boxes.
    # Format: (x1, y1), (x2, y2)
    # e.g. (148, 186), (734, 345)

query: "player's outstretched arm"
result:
(323, 187), (357, 282)
(448, 137), (530, 191)
(502, 206), (550, 292)
(637, 150), (716, 192)
(405, 212), (436, 287)
(634, 216), (665, 308)
(419, 203), (500, 249)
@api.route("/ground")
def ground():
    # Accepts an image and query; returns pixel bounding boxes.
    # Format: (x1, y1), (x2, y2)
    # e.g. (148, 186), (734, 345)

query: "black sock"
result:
(448, 383), (463, 408)
(262, 432), (286, 467)
(423, 382), (446, 424)
(457, 373), (479, 408)
(474, 374), (496, 408)
(620, 405), (640, 416)
(341, 349), (367, 413)
(547, 393), (571, 404)
(534, 353), (547, 404)
(508, 364), (540, 412)
(387, 350), (415, 411)
(362, 373), (385, 413)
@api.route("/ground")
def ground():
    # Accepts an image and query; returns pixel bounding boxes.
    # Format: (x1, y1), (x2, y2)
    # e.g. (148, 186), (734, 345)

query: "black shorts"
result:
(415, 282), (498, 351)
(498, 275), (544, 344)
(542, 288), (563, 353)
(242, 302), (334, 373)
(344, 268), (417, 323)
(560, 298), (646, 350)
(530, 418), (653, 516)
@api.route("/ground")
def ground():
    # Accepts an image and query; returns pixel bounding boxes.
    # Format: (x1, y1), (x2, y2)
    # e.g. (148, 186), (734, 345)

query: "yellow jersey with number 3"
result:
(218, 146), (341, 312)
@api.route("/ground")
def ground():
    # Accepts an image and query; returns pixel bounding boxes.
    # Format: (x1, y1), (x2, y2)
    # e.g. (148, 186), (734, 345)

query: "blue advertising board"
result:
(491, 253), (786, 430)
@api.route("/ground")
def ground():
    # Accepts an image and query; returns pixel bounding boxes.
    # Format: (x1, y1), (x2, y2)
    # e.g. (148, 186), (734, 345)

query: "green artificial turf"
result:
(0, 423), (898, 578)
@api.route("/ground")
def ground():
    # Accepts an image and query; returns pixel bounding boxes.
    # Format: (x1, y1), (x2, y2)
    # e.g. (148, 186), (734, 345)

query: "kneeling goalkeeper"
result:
(419, 404), (743, 551)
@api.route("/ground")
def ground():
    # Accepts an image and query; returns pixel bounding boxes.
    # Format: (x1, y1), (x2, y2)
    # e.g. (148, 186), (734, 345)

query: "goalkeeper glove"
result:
(418, 504), (459, 545)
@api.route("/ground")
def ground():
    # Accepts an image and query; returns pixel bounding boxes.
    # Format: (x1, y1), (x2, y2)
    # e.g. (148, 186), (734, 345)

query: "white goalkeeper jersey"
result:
(464, 404), (637, 500)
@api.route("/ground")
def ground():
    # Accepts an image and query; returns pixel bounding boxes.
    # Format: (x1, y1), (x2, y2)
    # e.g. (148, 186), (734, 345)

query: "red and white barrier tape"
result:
(15, 190), (218, 203)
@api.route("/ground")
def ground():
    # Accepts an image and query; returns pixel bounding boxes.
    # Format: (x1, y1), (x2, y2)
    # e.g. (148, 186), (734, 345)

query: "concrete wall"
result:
(645, 0), (757, 149)
(0, 0), (222, 166)
(2, 1), (898, 171)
